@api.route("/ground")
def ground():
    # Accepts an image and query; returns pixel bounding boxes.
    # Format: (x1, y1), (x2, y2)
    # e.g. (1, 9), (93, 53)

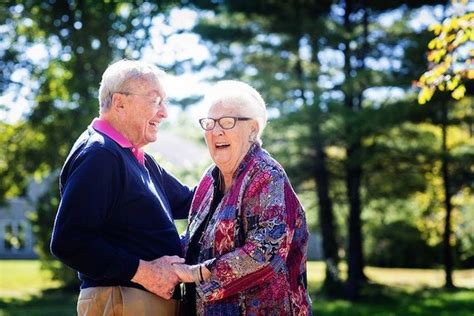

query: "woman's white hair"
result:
(98, 59), (165, 113)
(204, 80), (268, 144)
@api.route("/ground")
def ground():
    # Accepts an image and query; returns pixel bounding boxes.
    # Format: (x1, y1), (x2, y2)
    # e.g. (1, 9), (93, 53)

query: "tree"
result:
(189, 0), (345, 296)
(417, 0), (474, 288)
(0, 0), (177, 286)
(418, 0), (473, 104)
(323, 0), (445, 299)
(187, 0), (446, 301)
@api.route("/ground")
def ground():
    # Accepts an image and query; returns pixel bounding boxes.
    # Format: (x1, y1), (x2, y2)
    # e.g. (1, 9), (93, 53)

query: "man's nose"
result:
(158, 102), (168, 118)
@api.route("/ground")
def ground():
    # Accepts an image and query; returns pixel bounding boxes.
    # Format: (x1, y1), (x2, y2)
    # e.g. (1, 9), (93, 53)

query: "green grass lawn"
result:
(0, 260), (473, 315)
(0, 260), (75, 316)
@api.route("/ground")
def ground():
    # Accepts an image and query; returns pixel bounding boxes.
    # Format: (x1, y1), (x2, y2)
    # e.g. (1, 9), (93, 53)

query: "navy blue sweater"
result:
(50, 127), (194, 290)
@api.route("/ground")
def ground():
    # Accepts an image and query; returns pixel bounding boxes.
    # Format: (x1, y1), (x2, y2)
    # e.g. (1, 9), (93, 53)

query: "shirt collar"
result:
(91, 118), (145, 165)
(235, 142), (260, 177)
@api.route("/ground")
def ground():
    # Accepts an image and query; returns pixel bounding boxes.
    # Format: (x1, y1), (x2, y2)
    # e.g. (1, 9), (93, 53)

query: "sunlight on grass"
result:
(307, 261), (324, 285)
(0, 260), (62, 300)
(306, 261), (474, 289)
(365, 267), (474, 289)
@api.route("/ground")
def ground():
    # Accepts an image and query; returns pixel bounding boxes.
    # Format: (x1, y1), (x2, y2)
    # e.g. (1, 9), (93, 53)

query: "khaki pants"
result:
(77, 286), (179, 316)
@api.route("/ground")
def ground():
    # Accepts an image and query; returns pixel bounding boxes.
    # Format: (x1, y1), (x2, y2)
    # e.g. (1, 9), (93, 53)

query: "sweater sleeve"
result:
(196, 168), (297, 301)
(162, 168), (195, 220)
(50, 148), (139, 281)
(146, 155), (195, 220)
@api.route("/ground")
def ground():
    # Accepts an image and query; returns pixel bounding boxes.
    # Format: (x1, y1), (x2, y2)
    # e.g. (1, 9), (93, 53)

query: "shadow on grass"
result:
(1, 284), (472, 316)
(0, 288), (77, 316)
(311, 282), (474, 316)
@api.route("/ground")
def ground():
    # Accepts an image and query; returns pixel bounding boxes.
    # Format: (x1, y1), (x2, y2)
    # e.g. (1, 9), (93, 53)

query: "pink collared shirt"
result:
(91, 118), (145, 165)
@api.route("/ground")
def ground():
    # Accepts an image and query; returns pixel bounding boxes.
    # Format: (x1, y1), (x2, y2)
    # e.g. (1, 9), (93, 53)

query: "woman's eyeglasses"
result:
(199, 116), (252, 130)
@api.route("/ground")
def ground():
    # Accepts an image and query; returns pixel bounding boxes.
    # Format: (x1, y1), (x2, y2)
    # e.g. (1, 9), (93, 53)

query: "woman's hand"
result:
(172, 263), (195, 283)
(172, 263), (212, 283)
(201, 265), (211, 281)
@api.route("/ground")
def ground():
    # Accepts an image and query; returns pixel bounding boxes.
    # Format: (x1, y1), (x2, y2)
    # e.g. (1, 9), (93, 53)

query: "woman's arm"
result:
(197, 168), (300, 301)
(172, 262), (211, 284)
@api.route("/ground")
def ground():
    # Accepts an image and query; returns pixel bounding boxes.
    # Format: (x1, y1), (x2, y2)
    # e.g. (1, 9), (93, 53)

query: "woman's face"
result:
(204, 101), (257, 176)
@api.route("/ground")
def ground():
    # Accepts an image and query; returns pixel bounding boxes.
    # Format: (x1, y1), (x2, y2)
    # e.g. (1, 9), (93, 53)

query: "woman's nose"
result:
(212, 123), (224, 135)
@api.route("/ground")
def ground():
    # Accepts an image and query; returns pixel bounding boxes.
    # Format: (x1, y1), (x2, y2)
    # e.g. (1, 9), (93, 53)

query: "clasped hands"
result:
(131, 255), (211, 300)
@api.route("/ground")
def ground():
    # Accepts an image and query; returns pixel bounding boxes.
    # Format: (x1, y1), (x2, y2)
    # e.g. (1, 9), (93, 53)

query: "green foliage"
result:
(456, 190), (474, 268)
(1, 0), (473, 295)
(365, 220), (440, 268)
(187, 2), (472, 292)
(31, 182), (79, 289)
(418, 1), (474, 104)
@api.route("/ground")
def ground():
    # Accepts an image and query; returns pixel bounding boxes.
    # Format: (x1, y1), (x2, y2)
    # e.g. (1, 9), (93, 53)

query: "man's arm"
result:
(147, 156), (195, 220)
(51, 148), (140, 279)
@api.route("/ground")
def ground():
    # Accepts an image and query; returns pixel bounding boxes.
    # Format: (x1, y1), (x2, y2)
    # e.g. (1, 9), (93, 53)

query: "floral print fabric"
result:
(182, 144), (312, 315)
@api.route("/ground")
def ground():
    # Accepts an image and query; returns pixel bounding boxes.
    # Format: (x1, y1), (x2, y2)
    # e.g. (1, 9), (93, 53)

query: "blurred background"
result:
(0, 0), (473, 315)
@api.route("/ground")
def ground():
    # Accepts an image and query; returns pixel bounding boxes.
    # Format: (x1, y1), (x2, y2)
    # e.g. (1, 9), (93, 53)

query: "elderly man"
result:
(50, 60), (193, 315)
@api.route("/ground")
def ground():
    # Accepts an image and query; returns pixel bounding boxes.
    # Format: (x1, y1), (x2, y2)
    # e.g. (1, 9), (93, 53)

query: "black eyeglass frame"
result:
(198, 116), (252, 130)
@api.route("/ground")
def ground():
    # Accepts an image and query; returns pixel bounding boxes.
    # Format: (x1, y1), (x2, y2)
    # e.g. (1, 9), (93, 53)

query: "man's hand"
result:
(131, 256), (184, 299)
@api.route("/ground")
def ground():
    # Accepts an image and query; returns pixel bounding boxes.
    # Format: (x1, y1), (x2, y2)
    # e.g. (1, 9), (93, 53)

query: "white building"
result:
(0, 192), (38, 259)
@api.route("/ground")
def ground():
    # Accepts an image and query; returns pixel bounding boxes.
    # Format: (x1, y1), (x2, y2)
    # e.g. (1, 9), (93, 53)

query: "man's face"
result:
(119, 77), (168, 148)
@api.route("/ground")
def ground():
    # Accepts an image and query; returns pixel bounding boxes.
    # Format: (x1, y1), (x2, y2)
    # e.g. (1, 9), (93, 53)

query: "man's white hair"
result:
(204, 80), (268, 144)
(98, 59), (165, 113)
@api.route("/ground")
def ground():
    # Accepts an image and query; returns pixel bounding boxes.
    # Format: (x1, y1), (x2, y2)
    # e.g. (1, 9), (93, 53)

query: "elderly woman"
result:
(174, 80), (311, 315)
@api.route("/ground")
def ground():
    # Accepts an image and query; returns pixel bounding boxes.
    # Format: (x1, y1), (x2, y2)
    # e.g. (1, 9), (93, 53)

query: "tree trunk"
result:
(441, 101), (455, 288)
(313, 125), (342, 295)
(345, 145), (364, 300)
(302, 28), (342, 296)
(343, 0), (367, 301)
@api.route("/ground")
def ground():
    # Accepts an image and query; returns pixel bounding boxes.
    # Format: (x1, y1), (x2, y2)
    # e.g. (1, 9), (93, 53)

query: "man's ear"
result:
(111, 93), (125, 112)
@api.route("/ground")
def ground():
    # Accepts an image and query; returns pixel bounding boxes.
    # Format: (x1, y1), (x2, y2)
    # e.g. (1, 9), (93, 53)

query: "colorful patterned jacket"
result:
(182, 144), (312, 315)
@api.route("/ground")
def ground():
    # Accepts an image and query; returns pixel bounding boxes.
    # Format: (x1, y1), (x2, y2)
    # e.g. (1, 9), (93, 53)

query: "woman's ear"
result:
(252, 121), (259, 137)
(249, 121), (259, 143)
